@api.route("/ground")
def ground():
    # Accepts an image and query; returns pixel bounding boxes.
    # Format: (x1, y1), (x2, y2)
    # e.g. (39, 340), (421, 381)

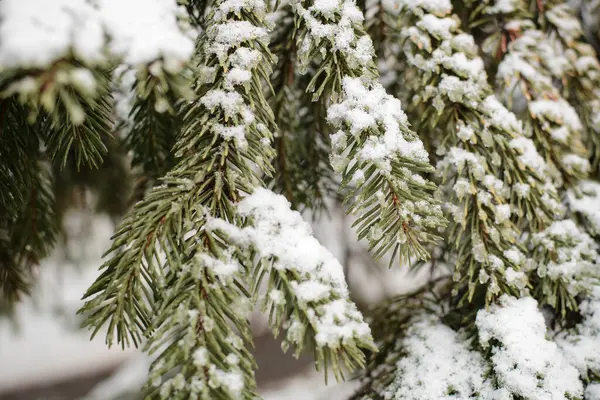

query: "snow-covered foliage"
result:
(364, 293), (599, 400)
(382, 315), (494, 400)
(383, 0), (563, 303)
(208, 188), (374, 363)
(328, 78), (444, 257)
(568, 180), (600, 237)
(557, 287), (600, 381)
(495, 20), (589, 183)
(0, 0), (194, 70)
(2, 0), (600, 399)
(476, 295), (583, 400)
(531, 219), (599, 313)
(294, 0), (446, 264)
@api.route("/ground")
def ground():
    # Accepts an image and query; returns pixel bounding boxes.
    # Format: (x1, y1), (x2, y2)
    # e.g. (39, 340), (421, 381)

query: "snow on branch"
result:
(495, 21), (590, 184)
(0, 0), (194, 71)
(476, 295), (583, 400)
(557, 287), (600, 382)
(530, 219), (599, 315)
(207, 188), (375, 376)
(383, 0), (565, 303)
(293, 0), (446, 265)
(567, 180), (600, 237)
(383, 315), (494, 400)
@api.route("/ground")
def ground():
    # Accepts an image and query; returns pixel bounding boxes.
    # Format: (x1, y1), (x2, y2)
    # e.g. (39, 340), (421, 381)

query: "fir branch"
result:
(543, 2), (600, 177)
(472, 0), (600, 316)
(52, 132), (132, 220)
(384, 0), (566, 305)
(293, 0), (447, 265)
(80, 0), (275, 343)
(2, 61), (113, 170)
(0, 98), (57, 306)
(494, 20), (590, 186)
(0, 99), (40, 219)
(530, 220), (599, 317)
(208, 188), (376, 381)
(120, 62), (194, 196)
(268, 4), (338, 212)
(0, 160), (57, 307)
(81, 0), (278, 396)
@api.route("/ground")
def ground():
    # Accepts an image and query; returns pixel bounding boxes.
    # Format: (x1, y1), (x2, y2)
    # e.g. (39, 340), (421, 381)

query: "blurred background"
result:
(0, 200), (429, 400)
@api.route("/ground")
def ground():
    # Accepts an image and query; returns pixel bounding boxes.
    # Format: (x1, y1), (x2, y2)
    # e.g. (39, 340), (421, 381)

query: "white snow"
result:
(508, 137), (548, 172)
(384, 316), (494, 400)
(567, 180), (600, 235)
(529, 99), (583, 132)
(556, 287), (600, 379)
(327, 77), (429, 169)
(207, 188), (373, 350)
(476, 295), (583, 400)
(382, 0), (452, 16)
(0, 0), (194, 70)
(417, 15), (457, 40)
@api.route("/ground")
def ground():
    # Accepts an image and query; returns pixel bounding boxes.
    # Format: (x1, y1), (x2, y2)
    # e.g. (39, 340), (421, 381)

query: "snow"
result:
(206, 188), (373, 350)
(384, 316), (494, 400)
(476, 295), (583, 400)
(546, 4), (583, 45)
(327, 77), (429, 169)
(442, 52), (484, 78)
(196, 252), (241, 282)
(209, 21), (267, 61)
(508, 137), (548, 172)
(556, 287), (600, 379)
(218, 0), (265, 15)
(200, 90), (249, 120)
(486, 0), (520, 13)
(440, 147), (485, 180)
(480, 95), (523, 134)
(455, 121), (475, 142)
(382, 0), (452, 16)
(563, 154), (591, 175)
(296, 0), (374, 71)
(213, 124), (248, 149)
(529, 99), (583, 132)
(98, 0), (194, 67)
(586, 384), (600, 400)
(0, 0), (194, 70)
(567, 180), (600, 235)
(417, 15), (457, 39)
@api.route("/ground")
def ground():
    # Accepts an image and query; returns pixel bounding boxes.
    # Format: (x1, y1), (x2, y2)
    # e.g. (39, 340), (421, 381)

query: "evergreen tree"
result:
(0, 0), (599, 399)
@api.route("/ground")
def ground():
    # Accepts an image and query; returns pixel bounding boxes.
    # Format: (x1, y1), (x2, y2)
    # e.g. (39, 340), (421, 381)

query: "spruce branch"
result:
(293, 0), (447, 265)
(384, 0), (563, 304)
(543, 2), (600, 177)
(0, 161), (57, 307)
(494, 20), (590, 186)
(268, 5), (338, 212)
(2, 62), (113, 170)
(0, 98), (57, 307)
(470, 0), (600, 316)
(530, 220), (599, 317)
(80, 0), (276, 344)
(80, 0), (281, 396)
(119, 62), (194, 196)
(0, 99), (40, 219)
(208, 188), (376, 381)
